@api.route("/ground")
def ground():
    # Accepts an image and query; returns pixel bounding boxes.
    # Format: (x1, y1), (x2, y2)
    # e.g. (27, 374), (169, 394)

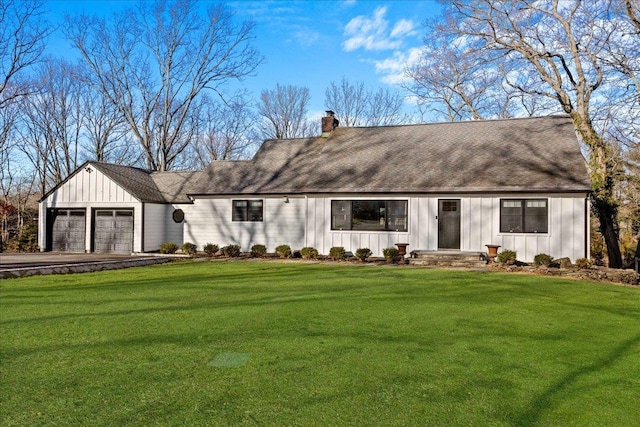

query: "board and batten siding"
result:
(143, 203), (170, 251)
(38, 167), (144, 252)
(304, 194), (588, 262)
(182, 196), (305, 251)
(165, 205), (186, 247)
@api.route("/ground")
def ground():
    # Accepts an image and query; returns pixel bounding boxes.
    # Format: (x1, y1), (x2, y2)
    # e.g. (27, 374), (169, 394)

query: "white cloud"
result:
(390, 19), (415, 38)
(374, 47), (423, 85)
(343, 6), (415, 52)
(292, 26), (320, 48)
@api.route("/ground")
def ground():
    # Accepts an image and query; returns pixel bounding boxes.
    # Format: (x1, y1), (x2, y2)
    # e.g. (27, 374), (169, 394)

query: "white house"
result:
(39, 114), (592, 262)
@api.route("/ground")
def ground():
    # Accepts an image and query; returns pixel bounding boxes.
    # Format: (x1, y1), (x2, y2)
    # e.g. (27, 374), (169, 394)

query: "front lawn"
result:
(1, 261), (639, 426)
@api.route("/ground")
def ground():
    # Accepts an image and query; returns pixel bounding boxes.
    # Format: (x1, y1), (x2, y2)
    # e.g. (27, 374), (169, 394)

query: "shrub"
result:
(355, 248), (372, 262)
(300, 246), (318, 259)
(533, 253), (554, 267)
(159, 242), (179, 254)
(575, 258), (594, 269)
(222, 244), (241, 257)
(251, 244), (267, 258)
(275, 244), (292, 258)
(203, 243), (219, 256)
(382, 247), (400, 262)
(329, 246), (346, 261)
(496, 249), (517, 265)
(181, 242), (197, 255)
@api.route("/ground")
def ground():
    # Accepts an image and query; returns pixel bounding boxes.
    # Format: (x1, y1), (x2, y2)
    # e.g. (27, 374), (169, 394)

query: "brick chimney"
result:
(321, 110), (339, 137)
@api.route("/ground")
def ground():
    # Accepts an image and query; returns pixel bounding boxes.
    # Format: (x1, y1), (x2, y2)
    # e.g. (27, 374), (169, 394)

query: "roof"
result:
(41, 115), (590, 203)
(41, 161), (204, 203)
(194, 115), (591, 195)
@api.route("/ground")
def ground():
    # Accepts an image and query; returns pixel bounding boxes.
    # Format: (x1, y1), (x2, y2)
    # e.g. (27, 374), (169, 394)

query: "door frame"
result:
(91, 208), (134, 253)
(46, 208), (87, 252)
(438, 199), (461, 250)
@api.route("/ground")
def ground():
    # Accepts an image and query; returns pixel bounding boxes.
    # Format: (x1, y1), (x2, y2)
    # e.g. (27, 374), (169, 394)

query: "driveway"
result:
(0, 253), (175, 279)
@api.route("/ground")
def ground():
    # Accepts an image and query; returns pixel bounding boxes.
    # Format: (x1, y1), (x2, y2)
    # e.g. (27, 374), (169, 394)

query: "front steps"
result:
(408, 250), (489, 268)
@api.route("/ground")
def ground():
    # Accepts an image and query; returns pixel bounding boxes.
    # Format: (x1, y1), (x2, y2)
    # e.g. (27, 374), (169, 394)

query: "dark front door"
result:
(438, 199), (460, 250)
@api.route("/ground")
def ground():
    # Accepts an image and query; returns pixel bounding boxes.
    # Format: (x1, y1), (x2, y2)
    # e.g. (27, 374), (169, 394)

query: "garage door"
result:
(94, 209), (134, 254)
(50, 209), (86, 252)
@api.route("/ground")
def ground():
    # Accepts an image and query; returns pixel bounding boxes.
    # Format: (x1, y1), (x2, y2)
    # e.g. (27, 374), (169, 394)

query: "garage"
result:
(48, 209), (86, 252)
(93, 209), (134, 254)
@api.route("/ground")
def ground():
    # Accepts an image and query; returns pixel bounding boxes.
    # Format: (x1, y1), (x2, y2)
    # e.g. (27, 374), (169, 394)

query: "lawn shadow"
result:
(513, 332), (640, 425)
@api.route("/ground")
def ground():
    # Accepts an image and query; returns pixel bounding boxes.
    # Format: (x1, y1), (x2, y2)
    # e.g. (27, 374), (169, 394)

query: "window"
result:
(232, 200), (263, 222)
(331, 200), (408, 232)
(172, 209), (184, 223)
(500, 199), (548, 233)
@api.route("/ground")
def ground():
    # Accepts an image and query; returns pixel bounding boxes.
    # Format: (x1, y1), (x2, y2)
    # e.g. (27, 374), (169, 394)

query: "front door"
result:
(438, 199), (460, 250)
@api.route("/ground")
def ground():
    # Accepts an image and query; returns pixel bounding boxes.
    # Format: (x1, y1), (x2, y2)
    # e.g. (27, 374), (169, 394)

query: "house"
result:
(39, 114), (592, 262)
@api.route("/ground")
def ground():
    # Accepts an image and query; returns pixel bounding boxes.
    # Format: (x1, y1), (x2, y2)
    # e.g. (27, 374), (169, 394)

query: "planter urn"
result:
(485, 245), (501, 263)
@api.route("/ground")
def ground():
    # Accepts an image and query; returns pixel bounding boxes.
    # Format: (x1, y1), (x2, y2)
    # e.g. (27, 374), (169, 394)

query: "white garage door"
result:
(94, 209), (134, 254)
(50, 209), (86, 252)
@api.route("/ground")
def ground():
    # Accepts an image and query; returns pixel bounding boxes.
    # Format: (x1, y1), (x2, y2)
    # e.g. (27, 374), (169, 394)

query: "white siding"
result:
(166, 205), (185, 247)
(143, 203), (167, 251)
(304, 194), (588, 262)
(182, 196), (305, 251)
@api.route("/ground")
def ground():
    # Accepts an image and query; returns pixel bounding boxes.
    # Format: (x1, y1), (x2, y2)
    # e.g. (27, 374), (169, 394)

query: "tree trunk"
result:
(593, 197), (623, 269)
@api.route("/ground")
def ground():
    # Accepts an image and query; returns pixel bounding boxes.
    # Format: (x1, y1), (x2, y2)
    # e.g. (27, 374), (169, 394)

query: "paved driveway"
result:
(0, 253), (143, 268)
(0, 253), (174, 278)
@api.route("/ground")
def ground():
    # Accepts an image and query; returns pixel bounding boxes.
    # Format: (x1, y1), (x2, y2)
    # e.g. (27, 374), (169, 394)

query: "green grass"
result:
(1, 261), (639, 426)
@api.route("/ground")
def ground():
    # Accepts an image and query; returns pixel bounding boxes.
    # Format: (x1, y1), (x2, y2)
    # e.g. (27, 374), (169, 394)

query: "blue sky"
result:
(44, 0), (442, 119)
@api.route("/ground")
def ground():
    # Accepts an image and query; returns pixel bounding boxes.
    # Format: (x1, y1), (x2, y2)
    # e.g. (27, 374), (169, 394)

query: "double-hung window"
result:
(331, 200), (408, 232)
(500, 199), (548, 233)
(232, 200), (263, 222)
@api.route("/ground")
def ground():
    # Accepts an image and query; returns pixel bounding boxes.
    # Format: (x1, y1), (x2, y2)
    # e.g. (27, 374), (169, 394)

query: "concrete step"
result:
(408, 250), (488, 268)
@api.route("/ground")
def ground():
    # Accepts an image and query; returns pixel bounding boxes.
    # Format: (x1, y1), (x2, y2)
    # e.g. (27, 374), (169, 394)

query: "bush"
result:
(300, 246), (319, 259)
(575, 258), (594, 269)
(355, 248), (372, 262)
(203, 243), (219, 256)
(533, 253), (554, 267)
(251, 244), (267, 258)
(181, 242), (197, 255)
(496, 249), (517, 265)
(159, 242), (179, 254)
(275, 244), (292, 258)
(222, 244), (241, 257)
(329, 246), (346, 261)
(382, 247), (400, 262)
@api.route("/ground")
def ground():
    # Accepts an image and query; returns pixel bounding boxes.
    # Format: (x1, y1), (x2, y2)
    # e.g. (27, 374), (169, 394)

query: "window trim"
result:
(331, 200), (408, 232)
(499, 198), (548, 234)
(232, 200), (263, 222)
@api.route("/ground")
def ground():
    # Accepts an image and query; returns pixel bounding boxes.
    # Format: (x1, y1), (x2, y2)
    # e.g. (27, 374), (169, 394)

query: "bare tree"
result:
(258, 84), (315, 139)
(79, 72), (138, 165)
(186, 94), (259, 168)
(325, 77), (410, 126)
(626, 0), (640, 31)
(405, 28), (555, 120)
(65, 0), (262, 171)
(17, 58), (84, 195)
(409, 0), (640, 268)
(324, 78), (368, 127)
(0, 0), (50, 108)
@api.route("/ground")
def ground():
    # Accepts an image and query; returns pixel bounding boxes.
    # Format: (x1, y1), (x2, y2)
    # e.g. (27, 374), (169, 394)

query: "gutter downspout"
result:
(305, 195), (308, 248)
(141, 202), (145, 253)
(585, 195), (590, 260)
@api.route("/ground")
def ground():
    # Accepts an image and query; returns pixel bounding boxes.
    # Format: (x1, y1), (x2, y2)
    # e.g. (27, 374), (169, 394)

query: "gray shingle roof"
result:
(89, 162), (204, 203)
(194, 115), (591, 195)
(150, 170), (205, 203)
